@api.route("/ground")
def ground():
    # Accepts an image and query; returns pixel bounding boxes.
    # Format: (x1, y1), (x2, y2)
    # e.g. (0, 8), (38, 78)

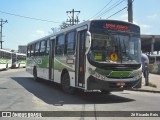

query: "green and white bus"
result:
(0, 49), (12, 70)
(26, 19), (142, 93)
(12, 53), (26, 68)
(148, 54), (160, 74)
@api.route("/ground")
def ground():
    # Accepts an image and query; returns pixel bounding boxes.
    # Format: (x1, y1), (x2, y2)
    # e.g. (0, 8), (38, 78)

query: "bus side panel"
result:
(54, 70), (61, 84)
(54, 56), (75, 86)
(26, 57), (35, 75)
(36, 56), (49, 80)
(37, 67), (49, 80)
(69, 71), (76, 87)
(0, 63), (7, 70)
(26, 66), (33, 75)
(19, 63), (26, 68)
(8, 63), (12, 68)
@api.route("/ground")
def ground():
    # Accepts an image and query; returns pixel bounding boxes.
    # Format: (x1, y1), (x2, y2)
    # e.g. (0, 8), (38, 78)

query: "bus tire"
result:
(33, 67), (38, 81)
(134, 78), (142, 88)
(61, 73), (75, 94)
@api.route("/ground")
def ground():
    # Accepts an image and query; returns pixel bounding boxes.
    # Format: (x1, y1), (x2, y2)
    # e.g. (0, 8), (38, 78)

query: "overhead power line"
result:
(107, 7), (127, 19)
(0, 10), (60, 23)
(89, 0), (114, 20)
(96, 0), (125, 18)
(107, 0), (135, 19)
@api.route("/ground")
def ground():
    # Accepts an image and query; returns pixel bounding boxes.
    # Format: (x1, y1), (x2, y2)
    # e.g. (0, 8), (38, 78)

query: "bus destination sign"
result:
(104, 23), (130, 32)
(90, 20), (140, 34)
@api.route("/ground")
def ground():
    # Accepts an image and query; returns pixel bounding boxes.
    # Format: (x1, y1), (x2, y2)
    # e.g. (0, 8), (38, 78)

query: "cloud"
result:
(36, 30), (46, 36)
(119, 14), (138, 25)
(147, 14), (158, 19)
(120, 13), (128, 19)
(140, 24), (151, 29)
(133, 21), (138, 25)
(35, 30), (48, 37)
(30, 30), (49, 40)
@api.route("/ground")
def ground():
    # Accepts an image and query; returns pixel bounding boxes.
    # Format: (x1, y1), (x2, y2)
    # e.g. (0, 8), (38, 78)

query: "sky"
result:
(0, 0), (160, 50)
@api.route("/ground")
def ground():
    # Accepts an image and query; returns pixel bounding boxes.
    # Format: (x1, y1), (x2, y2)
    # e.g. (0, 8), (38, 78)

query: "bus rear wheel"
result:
(61, 73), (75, 94)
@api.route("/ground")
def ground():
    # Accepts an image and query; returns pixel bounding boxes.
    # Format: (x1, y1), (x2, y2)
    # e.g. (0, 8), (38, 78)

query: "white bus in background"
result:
(148, 54), (160, 74)
(0, 49), (12, 70)
(12, 53), (26, 68)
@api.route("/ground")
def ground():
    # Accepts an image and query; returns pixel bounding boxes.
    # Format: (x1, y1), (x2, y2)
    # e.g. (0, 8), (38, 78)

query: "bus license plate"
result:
(116, 82), (126, 86)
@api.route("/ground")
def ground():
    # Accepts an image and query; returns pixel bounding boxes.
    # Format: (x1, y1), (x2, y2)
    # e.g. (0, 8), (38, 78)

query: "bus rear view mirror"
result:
(85, 31), (91, 55)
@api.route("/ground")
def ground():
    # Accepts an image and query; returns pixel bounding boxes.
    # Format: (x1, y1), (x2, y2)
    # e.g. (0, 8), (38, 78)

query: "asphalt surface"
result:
(0, 69), (160, 120)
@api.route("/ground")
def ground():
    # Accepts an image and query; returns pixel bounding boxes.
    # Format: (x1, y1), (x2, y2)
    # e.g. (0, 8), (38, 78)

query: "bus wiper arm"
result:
(118, 36), (122, 63)
(122, 39), (126, 53)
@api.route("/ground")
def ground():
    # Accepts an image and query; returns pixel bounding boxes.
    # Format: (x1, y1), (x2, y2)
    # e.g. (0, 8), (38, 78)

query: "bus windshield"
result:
(89, 34), (141, 64)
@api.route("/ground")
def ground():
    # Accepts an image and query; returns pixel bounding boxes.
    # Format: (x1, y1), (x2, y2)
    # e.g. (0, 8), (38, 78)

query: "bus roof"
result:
(0, 49), (12, 53)
(27, 19), (140, 46)
(148, 54), (160, 57)
(13, 52), (26, 56)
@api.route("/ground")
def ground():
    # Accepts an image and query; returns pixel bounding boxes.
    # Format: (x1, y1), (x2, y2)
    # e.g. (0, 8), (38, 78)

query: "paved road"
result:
(0, 69), (160, 120)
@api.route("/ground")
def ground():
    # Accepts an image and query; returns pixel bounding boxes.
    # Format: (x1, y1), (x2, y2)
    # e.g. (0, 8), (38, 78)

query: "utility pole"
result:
(0, 19), (8, 49)
(128, 0), (133, 23)
(66, 9), (80, 26)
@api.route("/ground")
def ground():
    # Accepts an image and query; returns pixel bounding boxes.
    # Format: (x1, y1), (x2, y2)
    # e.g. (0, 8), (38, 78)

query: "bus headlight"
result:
(95, 73), (100, 78)
(88, 68), (95, 75)
(101, 76), (105, 80)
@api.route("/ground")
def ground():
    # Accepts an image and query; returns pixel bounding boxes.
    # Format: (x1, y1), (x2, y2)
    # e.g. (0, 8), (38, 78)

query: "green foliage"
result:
(59, 22), (70, 29)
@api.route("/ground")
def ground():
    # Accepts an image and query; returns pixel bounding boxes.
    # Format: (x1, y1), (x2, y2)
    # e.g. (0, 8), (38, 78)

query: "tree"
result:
(51, 22), (70, 34)
(51, 27), (60, 34)
(59, 22), (70, 29)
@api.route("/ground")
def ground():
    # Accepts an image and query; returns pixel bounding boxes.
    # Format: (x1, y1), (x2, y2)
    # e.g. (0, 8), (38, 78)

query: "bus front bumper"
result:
(87, 75), (142, 91)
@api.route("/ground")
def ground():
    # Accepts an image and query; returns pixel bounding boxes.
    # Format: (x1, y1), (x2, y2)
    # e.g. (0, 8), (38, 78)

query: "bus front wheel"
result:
(61, 73), (75, 94)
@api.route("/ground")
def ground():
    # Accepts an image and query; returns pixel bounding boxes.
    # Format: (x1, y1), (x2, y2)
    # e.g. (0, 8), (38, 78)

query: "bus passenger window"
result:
(46, 40), (50, 55)
(27, 46), (30, 57)
(56, 35), (65, 55)
(35, 42), (40, 56)
(40, 40), (46, 56)
(66, 31), (75, 55)
(30, 45), (34, 56)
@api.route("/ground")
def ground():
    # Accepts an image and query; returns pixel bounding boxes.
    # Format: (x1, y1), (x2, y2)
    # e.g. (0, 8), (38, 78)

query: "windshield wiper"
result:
(117, 36), (122, 63)
(122, 39), (126, 53)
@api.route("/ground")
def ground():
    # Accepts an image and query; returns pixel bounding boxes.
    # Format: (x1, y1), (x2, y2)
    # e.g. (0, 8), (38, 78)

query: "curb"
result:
(128, 88), (160, 93)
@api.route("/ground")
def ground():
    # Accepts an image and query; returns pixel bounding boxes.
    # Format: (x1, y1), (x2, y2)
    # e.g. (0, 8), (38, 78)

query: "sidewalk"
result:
(129, 74), (160, 93)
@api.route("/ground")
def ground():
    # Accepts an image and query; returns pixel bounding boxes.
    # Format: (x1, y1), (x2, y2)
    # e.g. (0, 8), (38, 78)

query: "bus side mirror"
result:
(85, 31), (91, 55)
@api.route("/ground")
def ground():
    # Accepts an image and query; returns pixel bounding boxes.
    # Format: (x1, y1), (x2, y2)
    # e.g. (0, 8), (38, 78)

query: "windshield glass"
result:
(89, 34), (141, 64)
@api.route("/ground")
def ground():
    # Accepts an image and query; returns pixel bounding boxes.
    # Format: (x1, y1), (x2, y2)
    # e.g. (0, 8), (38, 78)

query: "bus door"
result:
(49, 37), (55, 81)
(75, 30), (86, 88)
